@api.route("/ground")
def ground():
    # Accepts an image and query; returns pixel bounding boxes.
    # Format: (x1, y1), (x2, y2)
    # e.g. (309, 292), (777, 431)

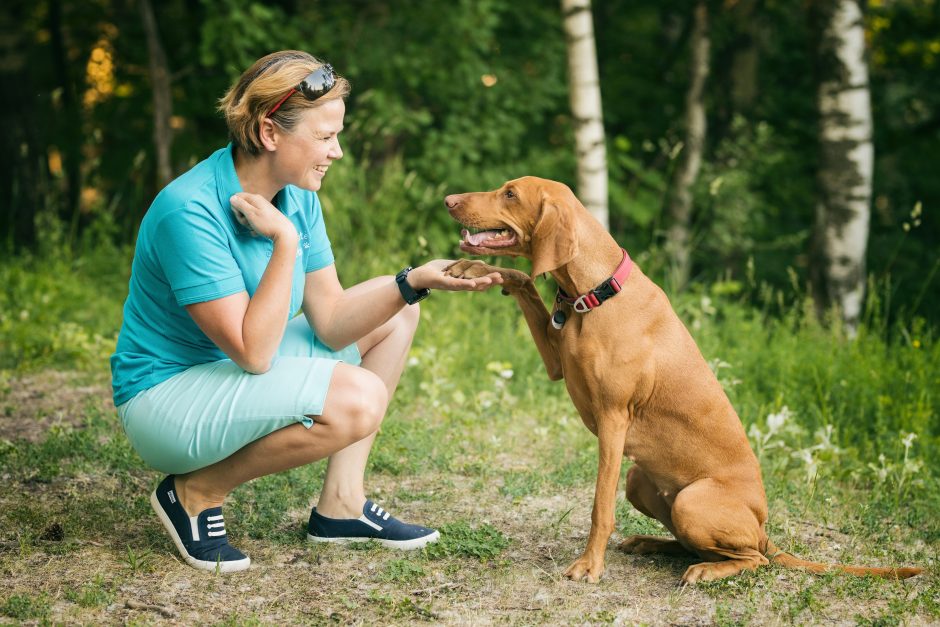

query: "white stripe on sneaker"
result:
(207, 522), (225, 529)
(207, 530), (226, 537)
(207, 515), (224, 522)
(190, 516), (200, 542)
(358, 515), (383, 531)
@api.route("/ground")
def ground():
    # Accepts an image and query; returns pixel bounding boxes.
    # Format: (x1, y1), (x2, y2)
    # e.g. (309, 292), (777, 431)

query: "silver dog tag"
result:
(551, 310), (566, 330)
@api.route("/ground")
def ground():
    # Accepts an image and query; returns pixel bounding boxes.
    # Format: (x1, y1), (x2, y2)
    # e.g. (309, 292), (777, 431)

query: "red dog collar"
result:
(556, 248), (632, 313)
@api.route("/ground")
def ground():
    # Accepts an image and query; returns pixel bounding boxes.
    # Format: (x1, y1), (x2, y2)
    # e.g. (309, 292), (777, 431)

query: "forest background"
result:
(0, 0), (938, 624)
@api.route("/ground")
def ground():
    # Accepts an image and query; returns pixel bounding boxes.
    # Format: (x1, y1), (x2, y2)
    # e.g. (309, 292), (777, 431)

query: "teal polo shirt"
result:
(110, 144), (335, 407)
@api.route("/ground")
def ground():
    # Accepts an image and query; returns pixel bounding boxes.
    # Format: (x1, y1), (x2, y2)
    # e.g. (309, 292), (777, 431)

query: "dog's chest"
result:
(556, 314), (628, 392)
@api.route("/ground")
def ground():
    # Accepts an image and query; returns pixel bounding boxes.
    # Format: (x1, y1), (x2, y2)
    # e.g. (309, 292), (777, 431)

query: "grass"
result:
(0, 240), (938, 624)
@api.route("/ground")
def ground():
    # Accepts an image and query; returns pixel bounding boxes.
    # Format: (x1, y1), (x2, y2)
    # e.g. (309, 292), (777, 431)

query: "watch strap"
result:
(396, 267), (430, 305)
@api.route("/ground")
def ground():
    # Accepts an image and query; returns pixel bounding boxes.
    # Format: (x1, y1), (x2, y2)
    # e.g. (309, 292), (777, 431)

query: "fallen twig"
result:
(125, 599), (176, 618)
(411, 582), (460, 596)
(798, 520), (842, 533)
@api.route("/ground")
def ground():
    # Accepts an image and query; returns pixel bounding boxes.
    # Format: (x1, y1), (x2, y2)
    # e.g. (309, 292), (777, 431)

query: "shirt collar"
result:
(215, 143), (299, 236)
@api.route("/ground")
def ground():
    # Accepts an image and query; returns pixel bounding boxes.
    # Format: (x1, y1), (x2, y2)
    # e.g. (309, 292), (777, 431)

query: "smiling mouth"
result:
(459, 227), (518, 251)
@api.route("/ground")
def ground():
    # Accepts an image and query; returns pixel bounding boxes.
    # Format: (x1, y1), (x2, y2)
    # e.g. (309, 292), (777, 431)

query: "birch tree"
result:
(561, 0), (608, 230)
(665, 0), (709, 290)
(812, 0), (873, 333)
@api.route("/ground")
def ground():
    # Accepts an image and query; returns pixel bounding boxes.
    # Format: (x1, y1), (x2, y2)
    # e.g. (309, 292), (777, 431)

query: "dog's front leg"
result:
(564, 411), (629, 583)
(445, 260), (562, 380)
(511, 282), (563, 380)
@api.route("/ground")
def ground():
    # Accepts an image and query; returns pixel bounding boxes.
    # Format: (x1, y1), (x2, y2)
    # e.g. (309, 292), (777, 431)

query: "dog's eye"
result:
(504, 189), (515, 199)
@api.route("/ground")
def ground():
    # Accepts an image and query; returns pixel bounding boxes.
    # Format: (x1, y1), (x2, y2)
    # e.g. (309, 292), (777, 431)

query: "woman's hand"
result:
(230, 193), (297, 243)
(406, 259), (504, 292)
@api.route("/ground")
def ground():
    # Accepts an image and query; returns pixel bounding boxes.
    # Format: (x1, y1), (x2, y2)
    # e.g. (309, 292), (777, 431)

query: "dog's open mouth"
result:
(459, 227), (518, 252)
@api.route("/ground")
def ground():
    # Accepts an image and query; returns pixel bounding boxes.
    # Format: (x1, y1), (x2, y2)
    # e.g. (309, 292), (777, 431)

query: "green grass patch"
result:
(1, 592), (51, 620)
(0, 244), (938, 624)
(424, 521), (509, 560)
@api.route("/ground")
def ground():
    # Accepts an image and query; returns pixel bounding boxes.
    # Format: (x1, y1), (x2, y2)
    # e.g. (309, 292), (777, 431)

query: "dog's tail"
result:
(764, 539), (922, 579)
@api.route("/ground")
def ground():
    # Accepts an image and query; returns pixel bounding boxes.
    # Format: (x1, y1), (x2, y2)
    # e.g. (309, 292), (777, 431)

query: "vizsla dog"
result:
(444, 176), (922, 584)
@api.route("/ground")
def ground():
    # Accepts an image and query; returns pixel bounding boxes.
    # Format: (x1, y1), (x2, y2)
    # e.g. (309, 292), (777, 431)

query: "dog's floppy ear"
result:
(529, 192), (579, 278)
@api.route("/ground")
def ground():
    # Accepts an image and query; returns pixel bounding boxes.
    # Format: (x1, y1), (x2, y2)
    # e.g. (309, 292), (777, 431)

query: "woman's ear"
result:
(530, 196), (579, 278)
(258, 117), (279, 152)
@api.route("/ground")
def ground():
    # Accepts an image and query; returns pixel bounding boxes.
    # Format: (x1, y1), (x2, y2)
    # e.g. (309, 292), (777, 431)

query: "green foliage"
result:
(65, 574), (114, 608)
(198, 0), (296, 80)
(377, 558), (426, 583)
(424, 521), (509, 560)
(1, 592), (50, 620)
(5, 0), (940, 320)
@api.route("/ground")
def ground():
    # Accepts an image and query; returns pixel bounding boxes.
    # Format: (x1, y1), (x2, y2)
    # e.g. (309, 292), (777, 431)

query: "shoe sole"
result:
(306, 530), (440, 551)
(149, 490), (251, 573)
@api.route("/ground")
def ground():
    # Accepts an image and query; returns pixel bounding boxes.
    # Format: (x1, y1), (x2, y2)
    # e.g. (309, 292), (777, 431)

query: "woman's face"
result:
(272, 98), (345, 192)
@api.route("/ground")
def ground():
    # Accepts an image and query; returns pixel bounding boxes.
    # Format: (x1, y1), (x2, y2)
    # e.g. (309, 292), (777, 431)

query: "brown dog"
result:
(444, 176), (922, 584)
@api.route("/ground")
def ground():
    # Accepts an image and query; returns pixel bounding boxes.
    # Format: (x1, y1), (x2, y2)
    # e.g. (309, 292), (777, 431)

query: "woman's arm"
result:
(302, 260), (502, 350)
(185, 193), (299, 374)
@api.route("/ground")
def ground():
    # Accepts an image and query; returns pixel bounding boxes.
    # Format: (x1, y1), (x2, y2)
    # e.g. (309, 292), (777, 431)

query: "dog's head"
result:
(445, 176), (580, 277)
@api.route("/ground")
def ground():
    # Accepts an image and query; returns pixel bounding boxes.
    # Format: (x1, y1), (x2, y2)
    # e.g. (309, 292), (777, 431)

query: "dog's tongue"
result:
(462, 228), (501, 246)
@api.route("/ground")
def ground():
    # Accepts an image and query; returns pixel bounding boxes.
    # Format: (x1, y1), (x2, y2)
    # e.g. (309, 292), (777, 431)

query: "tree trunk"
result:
(139, 0), (174, 187)
(561, 0), (608, 230)
(665, 0), (709, 290)
(48, 0), (83, 232)
(812, 0), (872, 334)
(730, 0), (759, 114)
(0, 4), (43, 249)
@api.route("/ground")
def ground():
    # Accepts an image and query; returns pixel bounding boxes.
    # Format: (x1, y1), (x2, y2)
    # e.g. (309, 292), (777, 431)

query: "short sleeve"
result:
(304, 193), (335, 272)
(154, 206), (246, 306)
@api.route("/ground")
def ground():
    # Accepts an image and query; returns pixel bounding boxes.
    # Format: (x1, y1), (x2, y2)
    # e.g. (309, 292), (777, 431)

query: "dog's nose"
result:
(444, 194), (461, 210)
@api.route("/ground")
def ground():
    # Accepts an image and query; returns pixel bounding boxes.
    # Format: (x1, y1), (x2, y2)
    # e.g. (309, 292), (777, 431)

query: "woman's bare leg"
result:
(315, 302), (420, 518)
(174, 291), (420, 517)
(173, 363), (387, 515)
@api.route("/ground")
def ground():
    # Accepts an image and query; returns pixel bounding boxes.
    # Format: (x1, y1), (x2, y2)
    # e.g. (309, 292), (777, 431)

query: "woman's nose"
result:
(330, 137), (343, 160)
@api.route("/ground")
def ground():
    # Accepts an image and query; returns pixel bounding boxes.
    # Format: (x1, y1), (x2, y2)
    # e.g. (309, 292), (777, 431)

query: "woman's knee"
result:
(322, 365), (388, 440)
(398, 300), (421, 333)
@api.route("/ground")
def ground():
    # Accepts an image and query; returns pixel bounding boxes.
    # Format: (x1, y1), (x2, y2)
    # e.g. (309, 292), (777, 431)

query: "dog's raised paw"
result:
(444, 259), (490, 279)
(444, 260), (532, 290)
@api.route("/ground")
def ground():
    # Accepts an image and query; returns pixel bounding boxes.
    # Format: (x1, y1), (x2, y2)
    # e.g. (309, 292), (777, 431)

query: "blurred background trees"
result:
(1, 0), (937, 326)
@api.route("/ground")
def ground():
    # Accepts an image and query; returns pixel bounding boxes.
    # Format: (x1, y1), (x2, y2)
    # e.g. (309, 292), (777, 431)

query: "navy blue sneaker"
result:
(307, 500), (440, 550)
(150, 475), (250, 573)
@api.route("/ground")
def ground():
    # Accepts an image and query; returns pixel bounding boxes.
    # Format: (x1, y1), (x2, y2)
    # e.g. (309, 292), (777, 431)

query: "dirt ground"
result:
(0, 372), (936, 625)
(0, 370), (114, 443)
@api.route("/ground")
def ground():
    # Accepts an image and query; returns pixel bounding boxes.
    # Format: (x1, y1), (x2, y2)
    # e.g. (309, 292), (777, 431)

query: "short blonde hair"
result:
(218, 50), (351, 156)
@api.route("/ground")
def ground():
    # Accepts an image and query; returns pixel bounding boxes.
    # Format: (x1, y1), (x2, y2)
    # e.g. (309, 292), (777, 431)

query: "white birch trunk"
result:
(815, 0), (872, 333)
(665, 1), (709, 290)
(561, 0), (608, 230)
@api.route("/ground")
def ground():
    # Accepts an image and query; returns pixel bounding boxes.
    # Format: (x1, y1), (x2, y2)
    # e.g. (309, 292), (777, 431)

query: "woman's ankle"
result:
(315, 492), (366, 519)
(173, 475), (226, 517)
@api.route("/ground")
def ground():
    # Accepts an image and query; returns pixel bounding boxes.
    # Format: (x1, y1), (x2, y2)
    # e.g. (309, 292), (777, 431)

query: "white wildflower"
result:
(766, 406), (791, 435)
(901, 432), (917, 451)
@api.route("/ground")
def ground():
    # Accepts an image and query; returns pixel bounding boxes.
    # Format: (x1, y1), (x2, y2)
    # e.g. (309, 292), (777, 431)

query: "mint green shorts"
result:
(118, 316), (362, 475)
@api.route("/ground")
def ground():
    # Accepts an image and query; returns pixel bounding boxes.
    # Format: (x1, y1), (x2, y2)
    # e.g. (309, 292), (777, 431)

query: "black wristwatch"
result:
(395, 266), (430, 305)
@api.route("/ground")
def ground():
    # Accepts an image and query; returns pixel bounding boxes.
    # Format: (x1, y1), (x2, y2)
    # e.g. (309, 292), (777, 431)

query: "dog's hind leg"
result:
(619, 466), (695, 557)
(619, 535), (694, 556)
(669, 478), (770, 584)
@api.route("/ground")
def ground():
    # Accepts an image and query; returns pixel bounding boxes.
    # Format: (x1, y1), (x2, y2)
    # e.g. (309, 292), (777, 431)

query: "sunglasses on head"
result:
(267, 63), (336, 117)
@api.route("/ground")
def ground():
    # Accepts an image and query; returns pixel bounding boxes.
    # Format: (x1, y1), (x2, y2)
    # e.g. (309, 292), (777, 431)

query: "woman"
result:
(111, 50), (502, 572)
